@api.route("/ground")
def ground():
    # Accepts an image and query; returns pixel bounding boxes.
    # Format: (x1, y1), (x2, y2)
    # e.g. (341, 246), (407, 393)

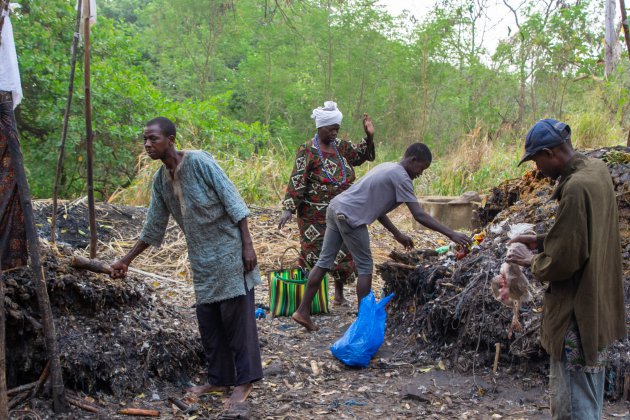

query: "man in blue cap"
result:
(508, 119), (626, 419)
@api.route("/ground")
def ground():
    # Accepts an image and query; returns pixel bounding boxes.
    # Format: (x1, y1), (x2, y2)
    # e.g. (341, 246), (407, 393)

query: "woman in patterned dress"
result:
(278, 101), (375, 306)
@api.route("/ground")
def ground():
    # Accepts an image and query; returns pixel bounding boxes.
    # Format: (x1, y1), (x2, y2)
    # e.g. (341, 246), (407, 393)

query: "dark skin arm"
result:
(377, 214), (414, 249)
(278, 210), (292, 230)
(506, 234), (540, 267)
(110, 240), (150, 278)
(239, 217), (258, 272)
(406, 202), (472, 247)
(363, 114), (375, 143)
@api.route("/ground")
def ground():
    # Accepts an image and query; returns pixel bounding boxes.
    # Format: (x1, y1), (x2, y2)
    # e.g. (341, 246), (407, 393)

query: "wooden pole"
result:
(51, 0), (82, 244)
(620, 0), (630, 145)
(82, 0), (97, 258)
(621, 0), (630, 60)
(0, 263), (8, 420)
(605, 0), (617, 78)
(0, 1), (8, 48)
(2, 99), (68, 413)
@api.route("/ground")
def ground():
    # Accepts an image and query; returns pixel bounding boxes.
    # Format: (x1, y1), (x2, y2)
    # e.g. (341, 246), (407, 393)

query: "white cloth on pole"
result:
(0, 9), (23, 108)
(78, 0), (97, 37)
(79, 0), (97, 26)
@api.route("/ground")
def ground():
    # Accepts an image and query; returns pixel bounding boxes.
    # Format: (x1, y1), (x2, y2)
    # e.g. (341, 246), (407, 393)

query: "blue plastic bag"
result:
(330, 291), (395, 367)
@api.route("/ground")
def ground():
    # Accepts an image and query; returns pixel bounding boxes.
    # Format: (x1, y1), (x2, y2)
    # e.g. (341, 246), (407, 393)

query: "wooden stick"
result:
(7, 382), (36, 397)
(623, 373), (629, 401)
(0, 264), (7, 420)
(31, 360), (51, 397)
(492, 342), (501, 374)
(3, 95), (68, 413)
(118, 408), (161, 417)
(128, 267), (182, 284)
(51, 0), (83, 244)
(71, 255), (111, 274)
(8, 391), (28, 410)
(67, 396), (101, 413)
(70, 256), (182, 285)
(82, 0), (97, 259)
(167, 396), (194, 413)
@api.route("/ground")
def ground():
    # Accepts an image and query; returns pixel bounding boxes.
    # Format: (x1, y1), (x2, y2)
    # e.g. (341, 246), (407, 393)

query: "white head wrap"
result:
(311, 101), (343, 128)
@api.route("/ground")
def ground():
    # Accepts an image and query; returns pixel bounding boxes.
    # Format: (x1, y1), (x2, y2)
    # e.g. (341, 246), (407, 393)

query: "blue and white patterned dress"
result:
(140, 150), (261, 305)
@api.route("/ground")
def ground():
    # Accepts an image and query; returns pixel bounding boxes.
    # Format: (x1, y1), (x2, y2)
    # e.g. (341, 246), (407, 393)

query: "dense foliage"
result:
(10, 0), (630, 202)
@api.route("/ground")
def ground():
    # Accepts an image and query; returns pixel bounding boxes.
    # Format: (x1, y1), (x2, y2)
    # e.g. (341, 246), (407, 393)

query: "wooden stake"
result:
(0, 264), (8, 420)
(3, 98), (68, 413)
(620, 0), (630, 146)
(51, 0), (83, 244)
(623, 373), (629, 401)
(82, 0), (97, 258)
(492, 342), (501, 374)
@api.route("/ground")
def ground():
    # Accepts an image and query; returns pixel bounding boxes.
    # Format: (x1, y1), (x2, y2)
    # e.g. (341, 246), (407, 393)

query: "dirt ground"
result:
(7, 202), (629, 419)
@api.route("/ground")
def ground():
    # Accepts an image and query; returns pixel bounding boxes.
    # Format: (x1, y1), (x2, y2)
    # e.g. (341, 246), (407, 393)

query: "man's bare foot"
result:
(291, 311), (319, 331)
(186, 383), (229, 395)
(224, 383), (253, 409)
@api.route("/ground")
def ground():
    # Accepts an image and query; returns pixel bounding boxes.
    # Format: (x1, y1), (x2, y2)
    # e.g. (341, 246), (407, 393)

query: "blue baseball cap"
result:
(518, 119), (571, 166)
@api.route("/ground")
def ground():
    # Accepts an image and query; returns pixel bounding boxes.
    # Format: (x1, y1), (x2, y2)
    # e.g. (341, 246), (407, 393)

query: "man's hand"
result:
(278, 210), (292, 230)
(509, 234), (538, 250)
(110, 260), (129, 279)
(506, 244), (534, 267)
(394, 232), (414, 250)
(362, 113), (375, 141)
(242, 244), (258, 273)
(450, 231), (473, 248)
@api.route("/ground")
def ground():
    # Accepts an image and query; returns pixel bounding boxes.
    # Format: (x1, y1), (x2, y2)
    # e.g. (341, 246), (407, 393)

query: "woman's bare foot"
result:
(224, 383), (253, 409)
(291, 311), (319, 331)
(186, 383), (229, 395)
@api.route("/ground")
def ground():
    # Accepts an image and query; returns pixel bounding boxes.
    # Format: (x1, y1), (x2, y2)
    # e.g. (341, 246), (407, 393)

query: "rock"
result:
(263, 361), (284, 377)
(401, 383), (430, 403)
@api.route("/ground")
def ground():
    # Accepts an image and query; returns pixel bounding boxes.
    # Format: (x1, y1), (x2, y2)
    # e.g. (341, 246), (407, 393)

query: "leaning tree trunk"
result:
(2, 96), (68, 413)
(0, 263), (7, 420)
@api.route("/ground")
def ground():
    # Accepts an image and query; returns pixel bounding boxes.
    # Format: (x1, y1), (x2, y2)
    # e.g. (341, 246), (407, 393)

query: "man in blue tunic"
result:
(110, 117), (263, 410)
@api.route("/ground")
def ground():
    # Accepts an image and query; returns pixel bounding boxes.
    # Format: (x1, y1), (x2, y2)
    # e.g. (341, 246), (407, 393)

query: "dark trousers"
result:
(196, 284), (263, 386)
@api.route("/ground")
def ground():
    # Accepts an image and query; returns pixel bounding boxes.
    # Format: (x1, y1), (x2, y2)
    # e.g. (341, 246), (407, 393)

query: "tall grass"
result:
(415, 125), (527, 196)
(111, 122), (624, 207)
(565, 112), (624, 149)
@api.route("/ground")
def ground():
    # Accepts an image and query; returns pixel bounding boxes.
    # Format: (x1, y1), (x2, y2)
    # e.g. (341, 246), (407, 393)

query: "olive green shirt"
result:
(532, 153), (626, 365)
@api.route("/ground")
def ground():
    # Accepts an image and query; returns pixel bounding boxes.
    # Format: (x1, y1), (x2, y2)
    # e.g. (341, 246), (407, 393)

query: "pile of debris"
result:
(4, 243), (204, 397)
(378, 147), (630, 399)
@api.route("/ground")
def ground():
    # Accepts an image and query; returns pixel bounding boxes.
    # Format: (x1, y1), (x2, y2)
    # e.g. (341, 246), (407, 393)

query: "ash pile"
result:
(4, 242), (203, 397)
(379, 147), (630, 399)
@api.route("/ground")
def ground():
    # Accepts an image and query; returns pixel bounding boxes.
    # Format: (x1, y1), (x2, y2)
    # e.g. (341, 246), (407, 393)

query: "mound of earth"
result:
(379, 147), (630, 399)
(4, 243), (203, 397)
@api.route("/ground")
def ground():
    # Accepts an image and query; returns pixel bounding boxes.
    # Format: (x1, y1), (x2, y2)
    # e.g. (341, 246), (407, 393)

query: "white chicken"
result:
(491, 245), (531, 338)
